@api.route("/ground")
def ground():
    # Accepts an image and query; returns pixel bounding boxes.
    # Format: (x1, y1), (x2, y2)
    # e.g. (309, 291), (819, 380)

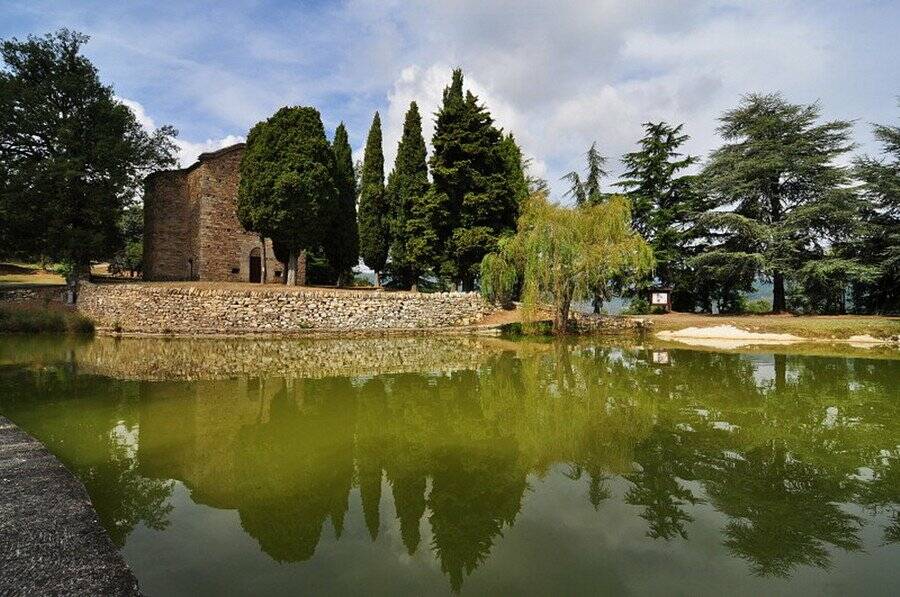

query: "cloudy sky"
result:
(2, 0), (897, 200)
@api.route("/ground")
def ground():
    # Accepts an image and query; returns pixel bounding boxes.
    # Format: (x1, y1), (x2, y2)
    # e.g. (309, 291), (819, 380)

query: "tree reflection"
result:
(2, 338), (898, 590)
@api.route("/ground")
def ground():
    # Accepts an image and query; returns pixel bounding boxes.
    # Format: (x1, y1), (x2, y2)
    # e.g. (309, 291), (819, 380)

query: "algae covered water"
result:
(1, 336), (898, 595)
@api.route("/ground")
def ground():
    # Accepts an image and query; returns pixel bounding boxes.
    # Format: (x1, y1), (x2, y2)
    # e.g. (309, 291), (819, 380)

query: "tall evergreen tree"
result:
(429, 69), (519, 290)
(358, 112), (389, 286)
(563, 142), (608, 206)
(700, 93), (855, 312)
(0, 30), (177, 295)
(386, 102), (429, 289)
(850, 114), (900, 313)
(498, 133), (530, 207)
(615, 122), (701, 309)
(327, 123), (359, 286)
(238, 106), (336, 286)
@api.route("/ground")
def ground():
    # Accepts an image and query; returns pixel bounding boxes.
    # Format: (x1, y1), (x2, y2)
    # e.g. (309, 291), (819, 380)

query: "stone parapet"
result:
(76, 282), (496, 336)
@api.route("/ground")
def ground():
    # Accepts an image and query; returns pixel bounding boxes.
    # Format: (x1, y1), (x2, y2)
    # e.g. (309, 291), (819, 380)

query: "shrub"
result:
(622, 297), (651, 315)
(0, 303), (94, 334)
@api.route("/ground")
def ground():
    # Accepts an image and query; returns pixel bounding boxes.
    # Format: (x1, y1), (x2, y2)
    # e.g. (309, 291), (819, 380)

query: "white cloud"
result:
(117, 96), (243, 167)
(62, 0), (897, 200)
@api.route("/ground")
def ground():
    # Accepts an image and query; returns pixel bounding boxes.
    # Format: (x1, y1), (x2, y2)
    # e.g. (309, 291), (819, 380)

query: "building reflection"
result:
(1, 337), (898, 591)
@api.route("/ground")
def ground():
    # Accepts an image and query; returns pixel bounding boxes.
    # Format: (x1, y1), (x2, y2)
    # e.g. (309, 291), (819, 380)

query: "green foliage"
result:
(700, 93), (856, 312)
(478, 238), (518, 308)
(429, 69), (521, 289)
(850, 112), (900, 313)
(0, 303), (94, 334)
(741, 297), (772, 314)
(238, 106), (336, 283)
(615, 122), (701, 305)
(0, 29), (177, 266)
(787, 257), (879, 314)
(327, 123), (359, 285)
(563, 142), (608, 206)
(621, 297), (651, 315)
(480, 193), (654, 334)
(386, 102), (430, 288)
(358, 112), (390, 279)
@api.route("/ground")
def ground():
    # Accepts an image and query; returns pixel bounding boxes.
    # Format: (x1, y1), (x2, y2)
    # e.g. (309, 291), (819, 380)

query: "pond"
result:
(0, 335), (898, 595)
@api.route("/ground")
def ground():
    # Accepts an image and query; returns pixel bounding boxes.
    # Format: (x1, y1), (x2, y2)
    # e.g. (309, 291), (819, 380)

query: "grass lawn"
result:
(637, 312), (900, 340)
(0, 262), (64, 286)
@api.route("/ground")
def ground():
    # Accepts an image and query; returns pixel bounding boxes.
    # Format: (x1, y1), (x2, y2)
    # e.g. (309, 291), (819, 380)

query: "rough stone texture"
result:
(143, 144), (281, 282)
(0, 285), (66, 305)
(0, 417), (141, 597)
(76, 282), (496, 336)
(572, 313), (653, 335)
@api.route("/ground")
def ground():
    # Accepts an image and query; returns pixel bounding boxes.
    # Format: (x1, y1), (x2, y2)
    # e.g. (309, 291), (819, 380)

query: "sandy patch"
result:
(656, 325), (803, 349)
(846, 334), (890, 348)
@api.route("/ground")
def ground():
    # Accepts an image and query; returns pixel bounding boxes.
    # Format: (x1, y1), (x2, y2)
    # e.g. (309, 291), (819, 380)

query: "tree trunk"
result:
(592, 292), (602, 314)
(375, 271), (381, 288)
(410, 282), (418, 293)
(286, 251), (297, 286)
(260, 236), (267, 284)
(298, 250), (307, 286)
(772, 271), (786, 313)
(553, 291), (572, 335)
(65, 274), (78, 305)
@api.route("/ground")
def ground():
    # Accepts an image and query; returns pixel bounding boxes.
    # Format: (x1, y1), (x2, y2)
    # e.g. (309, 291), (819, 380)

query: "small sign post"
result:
(649, 287), (673, 313)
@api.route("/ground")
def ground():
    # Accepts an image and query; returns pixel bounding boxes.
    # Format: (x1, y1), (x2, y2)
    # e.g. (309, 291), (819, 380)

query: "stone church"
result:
(143, 143), (281, 282)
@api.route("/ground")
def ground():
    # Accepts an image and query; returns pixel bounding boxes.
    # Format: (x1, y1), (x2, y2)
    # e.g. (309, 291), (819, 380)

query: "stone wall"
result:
(0, 285), (66, 305)
(76, 283), (495, 335)
(143, 144), (280, 283)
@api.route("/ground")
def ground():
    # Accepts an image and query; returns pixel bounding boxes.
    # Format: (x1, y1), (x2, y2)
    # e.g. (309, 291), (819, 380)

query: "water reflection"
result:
(0, 336), (897, 593)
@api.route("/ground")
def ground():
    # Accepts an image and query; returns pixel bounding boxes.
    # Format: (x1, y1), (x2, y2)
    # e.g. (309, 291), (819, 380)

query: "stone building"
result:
(143, 143), (281, 282)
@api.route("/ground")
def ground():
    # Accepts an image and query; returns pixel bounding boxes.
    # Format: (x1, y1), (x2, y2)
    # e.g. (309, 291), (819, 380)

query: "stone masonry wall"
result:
(77, 283), (495, 335)
(143, 144), (280, 283)
(0, 285), (66, 304)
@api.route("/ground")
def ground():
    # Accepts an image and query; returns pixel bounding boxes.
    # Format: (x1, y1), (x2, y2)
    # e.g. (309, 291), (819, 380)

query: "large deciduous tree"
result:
(238, 106), (336, 286)
(480, 193), (654, 334)
(358, 112), (389, 286)
(327, 123), (359, 286)
(700, 93), (855, 312)
(0, 29), (177, 296)
(430, 69), (521, 290)
(386, 102), (429, 290)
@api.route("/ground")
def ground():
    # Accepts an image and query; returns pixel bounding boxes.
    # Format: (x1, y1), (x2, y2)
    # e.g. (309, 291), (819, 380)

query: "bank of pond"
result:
(0, 335), (897, 595)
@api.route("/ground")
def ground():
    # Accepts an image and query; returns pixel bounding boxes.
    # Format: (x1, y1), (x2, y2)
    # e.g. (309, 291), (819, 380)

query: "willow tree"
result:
(481, 193), (654, 334)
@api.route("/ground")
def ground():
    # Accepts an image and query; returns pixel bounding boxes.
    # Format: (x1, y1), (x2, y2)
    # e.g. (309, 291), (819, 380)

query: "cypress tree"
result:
(327, 123), (359, 286)
(386, 102), (429, 290)
(430, 69), (519, 290)
(238, 106), (336, 286)
(358, 112), (389, 286)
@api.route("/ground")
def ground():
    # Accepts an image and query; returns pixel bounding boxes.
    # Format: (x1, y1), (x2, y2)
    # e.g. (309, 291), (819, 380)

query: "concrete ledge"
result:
(0, 417), (140, 596)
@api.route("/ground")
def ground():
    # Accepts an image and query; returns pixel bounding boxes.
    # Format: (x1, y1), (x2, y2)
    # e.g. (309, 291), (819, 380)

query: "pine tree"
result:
(327, 123), (359, 286)
(563, 142), (608, 206)
(615, 122), (701, 309)
(850, 114), (900, 312)
(700, 93), (855, 312)
(386, 102), (429, 289)
(430, 69), (519, 290)
(357, 112), (389, 286)
(498, 133), (529, 207)
(238, 106), (336, 286)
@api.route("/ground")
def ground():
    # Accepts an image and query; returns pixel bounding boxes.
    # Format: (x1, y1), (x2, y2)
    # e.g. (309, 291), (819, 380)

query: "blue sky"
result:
(2, 0), (898, 199)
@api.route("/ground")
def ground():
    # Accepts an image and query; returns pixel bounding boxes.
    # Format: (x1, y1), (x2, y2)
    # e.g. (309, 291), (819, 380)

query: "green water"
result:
(1, 335), (898, 596)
